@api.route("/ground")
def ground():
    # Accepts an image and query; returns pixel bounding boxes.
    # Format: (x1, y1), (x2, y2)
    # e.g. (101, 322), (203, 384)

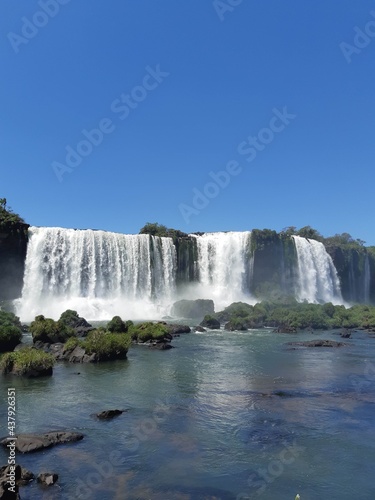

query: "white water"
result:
(16, 227), (176, 321)
(364, 254), (371, 304)
(186, 231), (254, 310)
(292, 236), (343, 304)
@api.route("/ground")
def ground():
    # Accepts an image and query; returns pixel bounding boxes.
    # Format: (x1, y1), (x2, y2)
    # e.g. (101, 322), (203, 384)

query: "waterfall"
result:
(17, 227), (176, 321)
(364, 254), (371, 304)
(187, 231), (253, 309)
(292, 236), (343, 304)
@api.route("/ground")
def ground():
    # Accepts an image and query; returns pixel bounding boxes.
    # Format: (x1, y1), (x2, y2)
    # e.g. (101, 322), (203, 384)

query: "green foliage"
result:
(59, 310), (80, 327)
(64, 337), (84, 351)
(0, 311), (23, 352)
(0, 198), (25, 230)
(129, 322), (169, 342)
(84, 329), (131, 360)
(107, 316), (128, 333)
(296, 226), (323, 241)
(30, 315), (75, 343)
(139, 222), (188, 239)
(0, 347), (54, 375)
(213, 301), (375, 331)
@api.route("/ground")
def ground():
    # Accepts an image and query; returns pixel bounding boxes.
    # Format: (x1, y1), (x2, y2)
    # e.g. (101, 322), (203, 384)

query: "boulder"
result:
(1, 431), (84, 453)
(164, 324), (191, 335)
(171, 299), (215, 320)
(194, 325), (206, 332)
(96, 409), (126, 420)
(37, 473), (58, 486)
(200, 315), (220, 330)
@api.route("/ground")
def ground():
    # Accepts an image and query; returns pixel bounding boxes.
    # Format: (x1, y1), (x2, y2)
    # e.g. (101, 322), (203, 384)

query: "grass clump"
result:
(30, 315), (76, 343)
(0, 347), (54, 376)
(128, 322), (169, 342)
(84, 329), (131, 361)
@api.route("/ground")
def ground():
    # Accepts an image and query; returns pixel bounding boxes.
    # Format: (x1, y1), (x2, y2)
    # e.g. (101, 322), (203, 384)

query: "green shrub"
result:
(107, 316), (128, 333)
(85, 330), (131, 361)
(30, 315), (75, 343)
(64, 337), (84, 351)
(0, 348), (54, 376)
(0, 311), (23, 352)
(129, 322), (169, 342)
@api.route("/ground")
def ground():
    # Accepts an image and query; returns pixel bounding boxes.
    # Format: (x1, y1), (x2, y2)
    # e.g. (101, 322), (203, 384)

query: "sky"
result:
(1, 0), (374, 244)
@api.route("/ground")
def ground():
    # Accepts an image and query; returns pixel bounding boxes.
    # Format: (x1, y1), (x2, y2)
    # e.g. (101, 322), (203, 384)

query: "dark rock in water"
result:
(200, 315), (220, 330)
(0, 465), (21, 499)
(340, 329), (352, 339)
(37, 472), (58, 486)
(149, 342), (174, 350)
(273, 326), (297, 333)
(59, 310), (93, 336)
(1, 431), (84, 453)
(287, 340), (347, 348)
(164, 324), (191, 335)
(194, 325), (206, 332)
(171, 299), (215, 320)
(224, 320), (248, 331)
(96, 409), (126, 420)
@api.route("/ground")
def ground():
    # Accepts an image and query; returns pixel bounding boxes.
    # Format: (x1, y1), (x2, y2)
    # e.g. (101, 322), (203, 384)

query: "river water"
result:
(1, 328), (375, 499)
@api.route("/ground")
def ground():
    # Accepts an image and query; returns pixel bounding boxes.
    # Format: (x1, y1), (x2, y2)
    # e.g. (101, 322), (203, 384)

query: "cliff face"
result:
(0, 223), (29, 301)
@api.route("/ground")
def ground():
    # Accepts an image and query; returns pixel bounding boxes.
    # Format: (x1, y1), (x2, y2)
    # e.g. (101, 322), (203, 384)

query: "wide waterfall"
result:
(292, 236), (343, 304)
(188, 231), (253, 310)
(17, 227), (176, 321)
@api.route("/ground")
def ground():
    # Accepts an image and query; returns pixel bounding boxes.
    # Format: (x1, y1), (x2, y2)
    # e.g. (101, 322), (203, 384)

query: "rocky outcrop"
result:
(0, 464), (34, 499)
(200, 315), (220, 330)
(171, 299), (215, 320)
(1, 431), (84, 453)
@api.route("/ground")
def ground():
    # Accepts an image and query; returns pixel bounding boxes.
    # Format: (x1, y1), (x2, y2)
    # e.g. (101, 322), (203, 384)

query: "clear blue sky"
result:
(1, 0), (374, 243)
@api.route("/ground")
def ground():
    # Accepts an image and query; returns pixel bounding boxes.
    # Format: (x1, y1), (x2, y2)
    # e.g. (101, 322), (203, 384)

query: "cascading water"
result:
(17, 227), (176, 321)
(364, 254), (371, 304)
(187, 231), (254, 309)
(292, 236), (343, 304)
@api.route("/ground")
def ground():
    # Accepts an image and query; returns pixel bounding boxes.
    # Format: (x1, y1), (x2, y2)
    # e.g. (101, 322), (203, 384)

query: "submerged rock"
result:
(1, 431), (84, 453)
(287, 340), (347, 348)
(96, 409), (126, 420)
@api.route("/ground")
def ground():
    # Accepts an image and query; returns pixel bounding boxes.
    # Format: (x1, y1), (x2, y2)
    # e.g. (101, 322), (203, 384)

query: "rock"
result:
(200, 315), (220, 330)
(273, 326), (297, 334)
(164, 324), (191, 335)
(194, 325), (206, 332)
(149, 342), (174, 350)
(1, 431), (84, 453)
(340, 329), (352, 339)
(287, 340), (347, 348)
(37, 473), (58, 486)
(0, 464), (34, 498)
(96, 409), (126, 420)
(171, 299), (215, 320)
(224, 321), (247, 331)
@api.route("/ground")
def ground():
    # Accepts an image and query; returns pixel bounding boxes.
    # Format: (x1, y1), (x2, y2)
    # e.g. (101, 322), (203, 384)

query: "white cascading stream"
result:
(292, 236), (343, 304)
(17, 227), (176, 321)
(187, 231), (253, 309)
(364, 254), (371, 304)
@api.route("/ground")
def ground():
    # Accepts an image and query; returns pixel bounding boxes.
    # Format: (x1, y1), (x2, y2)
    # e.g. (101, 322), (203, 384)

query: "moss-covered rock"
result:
(0, 347), (54, 377)
(30, 315), (76, 344)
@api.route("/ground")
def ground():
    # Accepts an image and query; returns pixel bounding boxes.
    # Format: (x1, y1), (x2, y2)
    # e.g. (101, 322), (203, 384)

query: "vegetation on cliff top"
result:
(0, 198), (26, 231)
